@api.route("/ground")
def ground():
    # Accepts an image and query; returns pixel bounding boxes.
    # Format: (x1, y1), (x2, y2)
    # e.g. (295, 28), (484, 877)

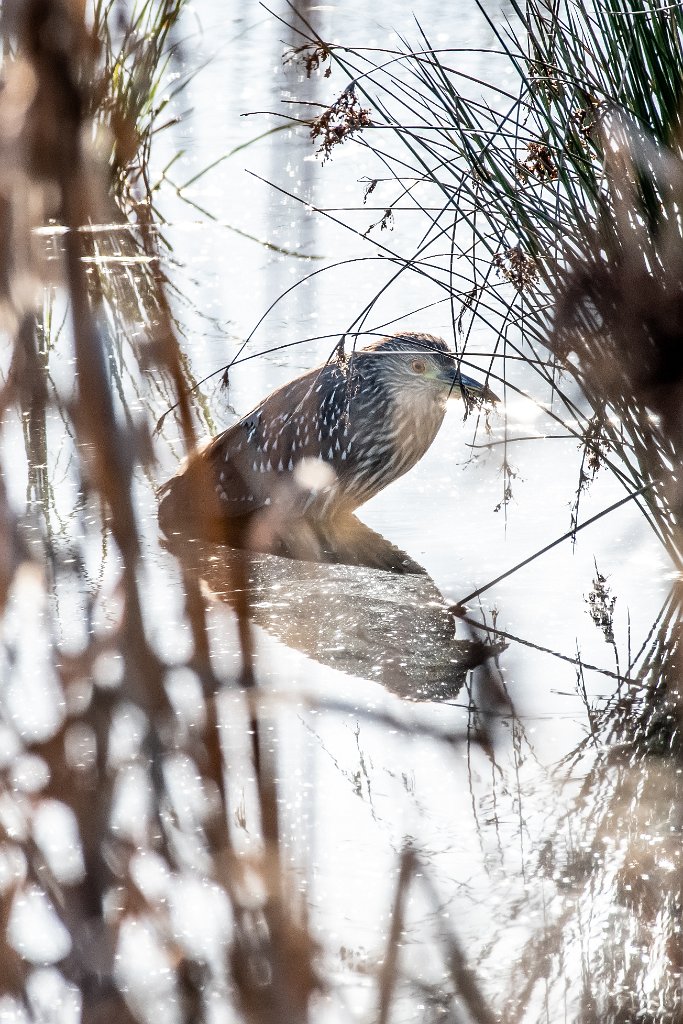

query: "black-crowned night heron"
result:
(159, 332), (497, 541)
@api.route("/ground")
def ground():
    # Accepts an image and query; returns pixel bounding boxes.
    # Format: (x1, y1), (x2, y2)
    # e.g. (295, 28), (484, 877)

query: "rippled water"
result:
(6, 1), (682, 1021)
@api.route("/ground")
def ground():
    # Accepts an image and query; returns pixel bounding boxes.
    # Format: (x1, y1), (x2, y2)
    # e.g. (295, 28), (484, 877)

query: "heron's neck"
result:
(337, 384), (447, 512)
(392, 389), (446, 457)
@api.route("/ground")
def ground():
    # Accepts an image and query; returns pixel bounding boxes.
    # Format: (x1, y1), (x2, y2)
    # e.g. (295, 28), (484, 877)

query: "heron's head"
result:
(359, 333), (498, 405)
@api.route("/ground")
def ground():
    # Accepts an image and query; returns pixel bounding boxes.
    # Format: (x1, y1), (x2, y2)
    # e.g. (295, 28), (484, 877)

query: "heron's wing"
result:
(205, 361), (352, 516)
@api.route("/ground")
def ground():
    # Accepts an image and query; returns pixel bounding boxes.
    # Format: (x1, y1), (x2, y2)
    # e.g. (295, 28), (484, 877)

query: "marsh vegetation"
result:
(0, 1), (682, 1022)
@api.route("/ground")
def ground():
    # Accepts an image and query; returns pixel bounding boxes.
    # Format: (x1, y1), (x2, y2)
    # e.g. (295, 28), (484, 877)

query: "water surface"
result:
(7, 2), (681, 1021)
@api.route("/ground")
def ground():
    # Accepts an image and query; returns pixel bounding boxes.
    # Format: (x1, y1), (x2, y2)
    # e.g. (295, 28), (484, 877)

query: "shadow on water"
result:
(165, 513), (496, 702)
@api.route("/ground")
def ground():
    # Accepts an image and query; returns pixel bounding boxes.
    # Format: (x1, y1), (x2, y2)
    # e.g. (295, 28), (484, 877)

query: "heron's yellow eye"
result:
(411, 358), (427, 374)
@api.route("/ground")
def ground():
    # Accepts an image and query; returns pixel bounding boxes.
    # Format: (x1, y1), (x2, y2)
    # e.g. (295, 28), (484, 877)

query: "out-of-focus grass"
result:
(91, 0), (190, 211)
(0, 3), (317, 1022)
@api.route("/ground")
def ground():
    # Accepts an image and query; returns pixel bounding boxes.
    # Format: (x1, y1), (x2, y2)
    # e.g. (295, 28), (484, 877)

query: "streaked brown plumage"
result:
(159, 332), (496, 540)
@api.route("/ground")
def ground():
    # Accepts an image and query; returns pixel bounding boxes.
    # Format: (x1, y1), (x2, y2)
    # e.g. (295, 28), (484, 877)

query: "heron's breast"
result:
(336, 390), (446, 511)
(388, 390), (447, 468)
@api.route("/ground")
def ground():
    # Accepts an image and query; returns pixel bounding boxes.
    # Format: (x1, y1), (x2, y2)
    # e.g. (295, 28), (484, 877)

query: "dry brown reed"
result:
(0, 2), (316, 1021)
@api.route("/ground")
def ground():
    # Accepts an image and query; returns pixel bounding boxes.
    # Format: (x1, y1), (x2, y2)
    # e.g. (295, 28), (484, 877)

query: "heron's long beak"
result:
(440, 367), (500, 404)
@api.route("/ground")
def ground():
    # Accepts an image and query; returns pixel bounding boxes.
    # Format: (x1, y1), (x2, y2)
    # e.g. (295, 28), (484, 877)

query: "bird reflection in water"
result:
(159, 333), (500, 700)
